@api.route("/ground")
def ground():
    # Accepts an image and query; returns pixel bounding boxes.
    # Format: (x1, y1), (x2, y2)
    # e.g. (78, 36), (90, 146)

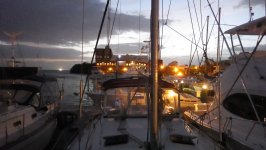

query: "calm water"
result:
(40, 70), (93, 108)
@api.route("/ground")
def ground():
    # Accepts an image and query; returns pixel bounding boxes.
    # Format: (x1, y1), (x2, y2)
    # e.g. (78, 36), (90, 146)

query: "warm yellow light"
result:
(108, 67), (113, 71)
(160, 65), (164, 70)
(194, 66), (198, 69)
(122, 67), (128, 72)
(168, 90), (177, 97)
(202, 84), (208, 89)
(174, 67), (179, 72)
(177, 72), (183, 77)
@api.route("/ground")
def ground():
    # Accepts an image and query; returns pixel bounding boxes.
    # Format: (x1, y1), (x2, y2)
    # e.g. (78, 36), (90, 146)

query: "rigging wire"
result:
(108, 0), (120, 46)
(186, 0), (201, 64)
(161, 0), (172, 61)
(83, 0), (110, 103)
(138, 0), (141, 54)
(117, 0), (121, 54)
(200, 0), (203, 31)
(81, 0), (85, 75)
(78, 0), (85, 121)
(199, 14), (218, 65)
(165, 24), (204, 51)
(165, 0), (172, 25)
(188, 17), (208, 70)
(107, 1), (111, 45)
(90, 0), (110, 64)
(192, 0), (204, 46)
(160, 0), (164, 58)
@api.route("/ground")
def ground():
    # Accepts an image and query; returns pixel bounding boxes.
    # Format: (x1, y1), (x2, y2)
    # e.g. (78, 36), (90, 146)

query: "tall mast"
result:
(150, 0), (159, 149)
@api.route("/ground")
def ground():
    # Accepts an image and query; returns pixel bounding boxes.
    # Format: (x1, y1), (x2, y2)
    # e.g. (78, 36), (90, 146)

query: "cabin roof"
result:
(102, 76), (176, 91)
(225, 16), (266, 35)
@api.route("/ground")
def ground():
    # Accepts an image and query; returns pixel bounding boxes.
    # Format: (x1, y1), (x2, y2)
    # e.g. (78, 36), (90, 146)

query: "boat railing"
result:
(187, 105), (219, 127)
(223, 116), (266, 141)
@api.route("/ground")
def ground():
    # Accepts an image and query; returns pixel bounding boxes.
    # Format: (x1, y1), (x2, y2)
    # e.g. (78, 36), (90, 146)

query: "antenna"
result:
(3, 31), (23, 67)
(249, 0), (254, 21)
(3, 31), (23, 45)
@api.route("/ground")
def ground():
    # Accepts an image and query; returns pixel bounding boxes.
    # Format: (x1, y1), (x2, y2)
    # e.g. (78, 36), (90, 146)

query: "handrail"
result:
(223, 116), (266, 141)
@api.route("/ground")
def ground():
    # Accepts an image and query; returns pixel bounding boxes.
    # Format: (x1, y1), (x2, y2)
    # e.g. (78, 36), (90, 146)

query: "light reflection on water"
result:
(40, 70), (94, 108)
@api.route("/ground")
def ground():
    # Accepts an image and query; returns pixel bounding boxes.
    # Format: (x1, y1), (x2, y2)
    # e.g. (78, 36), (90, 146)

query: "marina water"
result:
(40, 70), (94, 109)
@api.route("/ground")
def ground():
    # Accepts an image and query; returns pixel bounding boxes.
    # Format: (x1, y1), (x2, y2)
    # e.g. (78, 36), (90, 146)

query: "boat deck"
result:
(66, 114), (221, 150)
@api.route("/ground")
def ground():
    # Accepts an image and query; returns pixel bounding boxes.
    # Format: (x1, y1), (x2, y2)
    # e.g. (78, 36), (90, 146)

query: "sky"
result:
(0, 0), (265, 70)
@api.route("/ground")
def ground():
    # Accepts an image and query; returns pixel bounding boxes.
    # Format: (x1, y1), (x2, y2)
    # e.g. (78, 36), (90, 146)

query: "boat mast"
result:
(217, 7), (222, 144)
(150, 0), (159, 149)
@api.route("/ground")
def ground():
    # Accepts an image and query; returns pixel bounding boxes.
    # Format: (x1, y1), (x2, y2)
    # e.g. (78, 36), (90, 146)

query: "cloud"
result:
(0, 0), (151, 69)
(2, 43), (94, 59)
(234, 0), (265, 8)
(0, 0), (150, 45)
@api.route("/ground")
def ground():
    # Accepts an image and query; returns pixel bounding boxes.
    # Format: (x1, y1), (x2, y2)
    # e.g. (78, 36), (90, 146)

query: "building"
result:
(95, 47), (149, 75)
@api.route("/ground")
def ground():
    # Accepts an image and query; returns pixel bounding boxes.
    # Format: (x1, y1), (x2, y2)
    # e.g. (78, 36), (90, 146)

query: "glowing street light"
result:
(174, 67), (179, 73)
(122, 67), (128, 72)
(108, 67), (113, 71)
(202, 84), (208, 89)
(168, 90), (177, 97)
(160, 65), (165, 70)
(177, 72), (183, 77)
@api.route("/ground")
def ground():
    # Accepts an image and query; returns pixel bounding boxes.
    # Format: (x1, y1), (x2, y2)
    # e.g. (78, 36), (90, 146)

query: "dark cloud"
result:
(0, 44), (83, 59)
(0, 0), (151, 69)
(234, 0), (265, 8)
(0, 0), (150, 45)
(0, 43), (90, 70)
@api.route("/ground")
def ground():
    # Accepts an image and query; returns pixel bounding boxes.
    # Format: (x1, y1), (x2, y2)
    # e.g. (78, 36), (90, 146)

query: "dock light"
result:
(108, 67), (113, 71)
(122, 67), (128, 72)
(202, 84), (208, 89)
(177, 72), (183, 77)
(168, 90), (177, 97)
(174, 67), (179, 73)
(160, 65), (165, 70)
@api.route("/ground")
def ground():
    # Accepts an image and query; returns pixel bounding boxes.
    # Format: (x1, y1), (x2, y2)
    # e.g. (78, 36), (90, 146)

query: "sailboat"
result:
(63, 1), (221, 150)
(0, 67), (62, 150)
(184, 16), (266, 150)
(0, 33), (62, 150)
